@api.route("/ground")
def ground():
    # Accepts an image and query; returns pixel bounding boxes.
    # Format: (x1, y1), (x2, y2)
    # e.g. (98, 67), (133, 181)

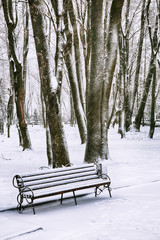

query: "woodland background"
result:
(0, 0), (159, 167)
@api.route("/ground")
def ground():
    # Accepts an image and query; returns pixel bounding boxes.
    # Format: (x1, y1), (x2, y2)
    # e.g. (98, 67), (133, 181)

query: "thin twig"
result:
(1, 154), (11, 161)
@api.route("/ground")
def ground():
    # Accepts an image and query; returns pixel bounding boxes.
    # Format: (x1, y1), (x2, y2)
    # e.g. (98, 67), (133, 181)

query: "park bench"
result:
(13, 163), (112, 214)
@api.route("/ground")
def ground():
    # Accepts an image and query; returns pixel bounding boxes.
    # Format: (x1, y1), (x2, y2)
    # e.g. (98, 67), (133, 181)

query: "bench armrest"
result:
(13, 175), (24, 188)
(101, 174), (111, 182)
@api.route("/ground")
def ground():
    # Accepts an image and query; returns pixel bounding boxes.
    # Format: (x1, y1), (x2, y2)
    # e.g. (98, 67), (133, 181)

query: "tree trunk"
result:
(2, 0), (31, 150)
(70, 91), (76, 127)
(22, 2), (29, 112)
(67, 0), (86, 111)
(131, 0), (146, 114)
(107, 83), (118, 129)
(46, 118), (53, 166)
(134, 8), (159, 131)
(7, 57), (14, 138)
(63, 2), (87, 144)
(14, 63), (31, 149)
(85, 0), (91, 114)
(118, 31), (125, 138)
(29, 0), (70, 168)
(53, 0), (63, 101)
(85, 0), (124, 163)
(149, 64), (156, 138)
(134, 55), (155, 130)
(120, 0), (131, 132)
(101, 0), (124, 159)
(84, 0), (104, 163)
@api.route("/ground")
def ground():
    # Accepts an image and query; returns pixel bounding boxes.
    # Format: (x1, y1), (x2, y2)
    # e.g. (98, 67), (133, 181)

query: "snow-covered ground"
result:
(0, 124), (160, 240)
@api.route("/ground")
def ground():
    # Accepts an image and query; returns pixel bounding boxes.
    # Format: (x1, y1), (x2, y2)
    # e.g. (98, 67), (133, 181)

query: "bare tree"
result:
(84, 0), (105, 163)
(63, 0), (87, 144)
(29, 0), (70, 167)
(101, 0), (124, 159)
(85, 0), (124, 163)
(134, 0), (159, 131)
(2, 0), (31, 150)
(22, 2), (29, 112)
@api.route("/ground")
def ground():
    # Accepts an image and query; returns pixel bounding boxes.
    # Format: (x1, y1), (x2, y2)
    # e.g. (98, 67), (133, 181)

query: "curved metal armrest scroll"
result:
(13, 175), (24, 188)
(17, 187), (35, 213)
(39, 166), (50, 170)
(20, 187), (35, 203)
(101, 174), (111, 183)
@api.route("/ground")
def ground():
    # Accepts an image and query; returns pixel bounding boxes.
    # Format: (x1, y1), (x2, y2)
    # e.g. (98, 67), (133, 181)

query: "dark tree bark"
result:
(84, 0), (124, 163)
(117, 31), (125, 138)
(149, 64), (156, 138)
(84, 0), (104, 163)
(2, 0), (31, 150)
(29, 0), (70, 168)
(0, 79), (5, 135)
(107, 83), (118, 129)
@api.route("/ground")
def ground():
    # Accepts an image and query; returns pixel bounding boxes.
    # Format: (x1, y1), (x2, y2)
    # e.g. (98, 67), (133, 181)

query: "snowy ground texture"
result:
(0, 124), (160, 240)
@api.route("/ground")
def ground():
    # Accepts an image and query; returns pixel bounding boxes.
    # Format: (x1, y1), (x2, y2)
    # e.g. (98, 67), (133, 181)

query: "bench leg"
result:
(95, 187), (98, 197)
(60, 193), (63, 204)
(17, 192), (24, 213)
(31, 203), (36, 215)
(73, 191), (77, 205)
(108, 187), (112, 198)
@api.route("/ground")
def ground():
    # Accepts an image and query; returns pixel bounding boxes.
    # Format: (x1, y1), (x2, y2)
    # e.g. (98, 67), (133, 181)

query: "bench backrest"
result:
(13, 163), (102, 191)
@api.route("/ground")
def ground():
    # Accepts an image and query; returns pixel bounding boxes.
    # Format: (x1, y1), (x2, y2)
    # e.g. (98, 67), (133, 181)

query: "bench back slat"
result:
(23, 171), (97, 188)
(19, 167), (96, 184)
(23, 174), (99, 192)
(14, 164), (99, 190)
(20, 163), (95, 178)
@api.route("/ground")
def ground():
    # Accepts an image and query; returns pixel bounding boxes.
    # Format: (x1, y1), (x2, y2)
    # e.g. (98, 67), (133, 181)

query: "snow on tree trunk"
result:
(22, 2), (29, 113)
(54, 0), (63, 101)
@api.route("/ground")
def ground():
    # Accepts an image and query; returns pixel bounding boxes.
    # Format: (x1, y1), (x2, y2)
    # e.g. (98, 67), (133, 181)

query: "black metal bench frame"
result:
(13, 163), (112, 214)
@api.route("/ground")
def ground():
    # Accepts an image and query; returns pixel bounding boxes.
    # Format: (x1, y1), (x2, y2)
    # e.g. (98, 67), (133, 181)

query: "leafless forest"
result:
(0, 0), (159, 167)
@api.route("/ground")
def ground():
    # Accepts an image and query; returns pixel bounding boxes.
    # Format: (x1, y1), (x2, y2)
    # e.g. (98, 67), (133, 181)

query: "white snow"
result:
(0, 124), (160, 240)
(50, 75), (58, 93)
